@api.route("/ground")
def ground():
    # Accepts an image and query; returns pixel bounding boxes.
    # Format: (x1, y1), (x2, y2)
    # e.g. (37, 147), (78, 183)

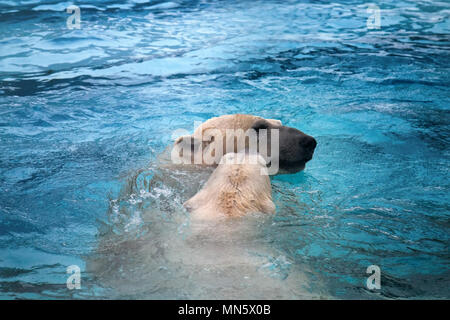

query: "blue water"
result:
(0, 0), (449, 299)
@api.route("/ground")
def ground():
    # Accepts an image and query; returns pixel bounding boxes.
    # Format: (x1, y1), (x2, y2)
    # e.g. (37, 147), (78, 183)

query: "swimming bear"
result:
(184, 152), (276, 220)
(87, 115), (325, 299)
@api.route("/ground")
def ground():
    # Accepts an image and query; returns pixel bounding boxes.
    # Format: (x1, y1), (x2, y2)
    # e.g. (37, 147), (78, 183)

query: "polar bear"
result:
(183, 152), (276, 220)
(87, 117), (326, 299)
(171, 114), (316, 174)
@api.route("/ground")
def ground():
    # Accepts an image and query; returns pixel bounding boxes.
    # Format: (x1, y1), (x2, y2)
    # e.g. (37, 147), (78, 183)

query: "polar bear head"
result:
(171, 114), (316, 174)
(183, 152), (276, 220)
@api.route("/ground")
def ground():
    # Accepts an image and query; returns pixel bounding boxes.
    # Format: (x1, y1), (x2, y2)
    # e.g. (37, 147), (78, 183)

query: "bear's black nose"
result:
(300, 135), (317, 152)
(299, 135), (316, 162)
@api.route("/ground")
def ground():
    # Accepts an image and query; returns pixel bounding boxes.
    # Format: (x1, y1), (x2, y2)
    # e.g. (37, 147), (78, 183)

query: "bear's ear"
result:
(172, 135), (202, 164)
(175, 135), (201, 150)
(266, 119), (282, 127)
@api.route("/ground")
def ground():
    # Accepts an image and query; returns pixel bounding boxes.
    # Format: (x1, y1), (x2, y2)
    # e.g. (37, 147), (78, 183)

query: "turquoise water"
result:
(0, 0), (449, 299)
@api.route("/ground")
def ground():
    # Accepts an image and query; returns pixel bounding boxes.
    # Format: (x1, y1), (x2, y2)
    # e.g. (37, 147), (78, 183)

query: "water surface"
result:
(0, 0), (449, 299)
